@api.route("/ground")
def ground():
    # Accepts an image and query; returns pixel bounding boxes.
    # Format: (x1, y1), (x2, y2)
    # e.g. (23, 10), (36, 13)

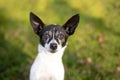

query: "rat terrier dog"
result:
(29, 12), (80, 80)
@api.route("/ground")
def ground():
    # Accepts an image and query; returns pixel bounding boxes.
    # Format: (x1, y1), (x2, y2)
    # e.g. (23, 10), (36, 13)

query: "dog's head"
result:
(30, 12), (80, 53)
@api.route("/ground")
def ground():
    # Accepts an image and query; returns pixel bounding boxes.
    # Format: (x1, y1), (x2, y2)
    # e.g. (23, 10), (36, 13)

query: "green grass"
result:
(0, 0), (120, 80)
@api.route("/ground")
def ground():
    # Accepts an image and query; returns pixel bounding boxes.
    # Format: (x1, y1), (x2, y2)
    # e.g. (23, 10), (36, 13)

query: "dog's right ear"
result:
(30, 12), (45, 35)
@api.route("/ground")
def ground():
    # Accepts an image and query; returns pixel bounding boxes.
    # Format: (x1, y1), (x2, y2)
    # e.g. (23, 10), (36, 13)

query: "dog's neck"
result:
(38, 44), (67, 59)
(30, 44), (67, 80)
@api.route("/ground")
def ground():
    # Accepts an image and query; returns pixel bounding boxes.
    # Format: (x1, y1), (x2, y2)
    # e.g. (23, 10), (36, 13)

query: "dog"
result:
(29, 12), (80, 80)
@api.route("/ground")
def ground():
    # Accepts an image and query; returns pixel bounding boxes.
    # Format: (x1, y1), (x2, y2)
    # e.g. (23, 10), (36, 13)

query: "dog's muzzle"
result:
(50, 43), (57, 52)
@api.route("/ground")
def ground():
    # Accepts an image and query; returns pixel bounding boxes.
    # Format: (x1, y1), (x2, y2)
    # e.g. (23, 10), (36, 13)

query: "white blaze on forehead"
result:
(50, 30), (58, 44)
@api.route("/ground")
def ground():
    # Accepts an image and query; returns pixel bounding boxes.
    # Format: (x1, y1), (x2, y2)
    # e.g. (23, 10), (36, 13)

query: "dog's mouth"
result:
(50, 50), (57, 53)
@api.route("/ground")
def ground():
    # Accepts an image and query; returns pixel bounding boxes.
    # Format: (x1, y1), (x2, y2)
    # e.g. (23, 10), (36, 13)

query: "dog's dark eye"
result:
(43, 34), (49, 41)
(58, 34), (64, 40)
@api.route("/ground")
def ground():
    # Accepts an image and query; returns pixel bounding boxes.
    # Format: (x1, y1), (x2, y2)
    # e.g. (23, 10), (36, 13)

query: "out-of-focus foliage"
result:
(0, 0), (120, 80)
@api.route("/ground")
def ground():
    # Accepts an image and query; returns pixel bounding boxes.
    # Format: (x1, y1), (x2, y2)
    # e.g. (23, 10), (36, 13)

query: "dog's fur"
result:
(29, 12), (80, 80)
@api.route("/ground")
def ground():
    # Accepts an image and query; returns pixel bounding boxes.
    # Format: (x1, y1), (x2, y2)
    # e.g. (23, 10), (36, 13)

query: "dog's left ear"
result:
(30, 12), (45, 35)
(63, 14), (80, 35)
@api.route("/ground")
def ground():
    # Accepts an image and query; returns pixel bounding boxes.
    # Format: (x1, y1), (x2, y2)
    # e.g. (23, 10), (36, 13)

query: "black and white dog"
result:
(29, 12), (80, 80)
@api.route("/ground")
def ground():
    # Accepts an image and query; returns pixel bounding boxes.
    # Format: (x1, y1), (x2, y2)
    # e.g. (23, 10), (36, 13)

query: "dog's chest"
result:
(30, 52), (64, 80)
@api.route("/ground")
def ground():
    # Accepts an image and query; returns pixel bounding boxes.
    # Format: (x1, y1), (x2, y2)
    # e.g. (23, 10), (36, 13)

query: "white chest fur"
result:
(30, 45), (66, 80)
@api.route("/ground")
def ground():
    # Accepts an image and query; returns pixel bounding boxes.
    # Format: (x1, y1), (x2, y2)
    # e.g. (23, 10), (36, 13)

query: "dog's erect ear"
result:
(30, 12), (45, 34)
(63, 14), (80, 35)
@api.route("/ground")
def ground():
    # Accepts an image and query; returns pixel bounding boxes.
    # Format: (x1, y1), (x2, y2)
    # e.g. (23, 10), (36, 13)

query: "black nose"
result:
(50, 43), (57, 50)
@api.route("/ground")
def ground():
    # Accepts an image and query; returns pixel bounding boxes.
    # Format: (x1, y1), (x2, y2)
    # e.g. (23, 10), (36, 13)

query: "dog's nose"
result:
(50, 43), (57, 50)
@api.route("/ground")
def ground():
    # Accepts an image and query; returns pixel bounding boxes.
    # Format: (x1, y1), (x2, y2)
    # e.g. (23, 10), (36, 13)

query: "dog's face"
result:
(30, 12), (80, 53)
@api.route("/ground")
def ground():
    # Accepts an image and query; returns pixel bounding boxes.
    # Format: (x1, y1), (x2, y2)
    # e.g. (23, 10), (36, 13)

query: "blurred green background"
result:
(0, 0), (120, 80)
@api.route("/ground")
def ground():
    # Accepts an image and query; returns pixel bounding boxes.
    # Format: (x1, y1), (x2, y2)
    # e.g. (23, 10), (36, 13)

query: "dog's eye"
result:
(58, 34), (64, 40)
(43, 34), (49, 41)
